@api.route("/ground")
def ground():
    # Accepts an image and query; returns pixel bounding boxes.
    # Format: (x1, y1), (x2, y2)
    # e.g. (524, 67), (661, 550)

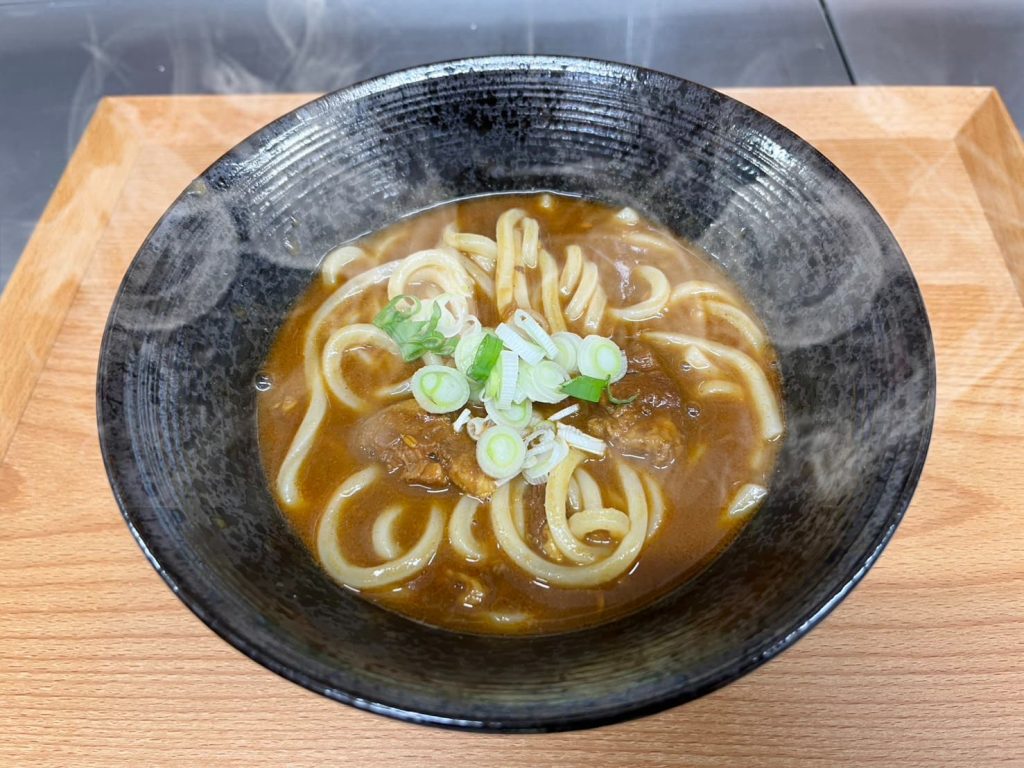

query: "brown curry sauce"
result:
(257, 194), (781, 635)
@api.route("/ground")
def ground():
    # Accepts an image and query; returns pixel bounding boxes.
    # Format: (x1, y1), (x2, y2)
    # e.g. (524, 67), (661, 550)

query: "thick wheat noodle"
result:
(559, 245), (583, 296)
(520, 217), (539, 268)
(544, 450), (613, 564)
(443, 225), (497, 271)
(510, 225), (534, 310)
(448, 496), (486, 562)
(704, 300), (766, 350)
(583, 285), (607, 333)
(276, 261), (398, 507)
(528, 484), (571, 567)
(568, 508), (630, 539)
(610, 265), (671, 321)
(495, 208), (526, 316)
(371, 504), (404, 560)
(458, 254), (496, 300)
(369, 230), (403, 260)
(683, 344), (717, 372)
(317, 466), (445, 589)
(510, 479), (527, 538)
(513, 269), (533, 311)
(567, 476), (581, 511)
(321, 246), (367, 286)
(538, 249), (567, 333)
(640, 473), (665, 537)
(644, 331), (783, 440)
(378, 379), (412, 399)
(409, 265), (463, 293)
(321, 324), (404, 411)
(489, 464), (648, 587)
(387, 248), (473, 299)
(574, 468), (603, 511)
(565, 261), (598, 321)
(699, 379), (745, 399)
(670, 280), (738, 305)
(625, 230), (701, 258)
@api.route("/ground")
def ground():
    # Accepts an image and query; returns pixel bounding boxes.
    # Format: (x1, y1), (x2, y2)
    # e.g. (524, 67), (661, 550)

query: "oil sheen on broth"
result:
(257, 194), (783, 635)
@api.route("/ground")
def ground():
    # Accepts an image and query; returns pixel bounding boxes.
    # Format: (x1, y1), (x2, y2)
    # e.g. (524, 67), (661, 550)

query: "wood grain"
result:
(2, 88), (1023, 767)
(0, 100), (138, 464)
(954, 90), (1024, 302)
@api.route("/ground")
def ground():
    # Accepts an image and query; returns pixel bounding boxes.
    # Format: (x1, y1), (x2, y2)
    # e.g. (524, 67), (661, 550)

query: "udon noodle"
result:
(257, 194), (783, 635)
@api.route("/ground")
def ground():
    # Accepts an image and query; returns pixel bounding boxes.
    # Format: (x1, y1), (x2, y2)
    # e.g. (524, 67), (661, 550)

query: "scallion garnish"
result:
(411, 365), (471, 414)
(476, 425), (527, 480)
(560, 375), (608, 403)
(372, 294), (459, 361)
(606, 378), (637, 406)
(578, 335), (627, 382)
(468, 333), (503, 382)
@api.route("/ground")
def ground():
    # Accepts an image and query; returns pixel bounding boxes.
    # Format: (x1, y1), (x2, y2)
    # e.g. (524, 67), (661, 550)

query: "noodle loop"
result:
(317, 467), (445, 589)
(489, 461), (649, 588)
(262, 195), (784, 634)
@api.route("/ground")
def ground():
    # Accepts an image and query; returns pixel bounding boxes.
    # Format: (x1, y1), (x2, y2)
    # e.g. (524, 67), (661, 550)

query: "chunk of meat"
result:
(585, 368), (686, 468)
(622, 338), (659, 372)
(354, 399), (496, 499)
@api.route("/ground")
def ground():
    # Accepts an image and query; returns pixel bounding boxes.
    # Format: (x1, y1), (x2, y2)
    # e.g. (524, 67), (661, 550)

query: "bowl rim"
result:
(96, 54), (937, 733)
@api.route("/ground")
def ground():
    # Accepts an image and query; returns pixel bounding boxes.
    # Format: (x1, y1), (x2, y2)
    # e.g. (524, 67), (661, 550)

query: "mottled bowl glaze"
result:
(97, 56), (934, 731)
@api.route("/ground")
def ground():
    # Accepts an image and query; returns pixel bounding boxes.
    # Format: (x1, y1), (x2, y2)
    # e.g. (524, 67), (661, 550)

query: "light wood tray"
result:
(2, 88), (1023, 766)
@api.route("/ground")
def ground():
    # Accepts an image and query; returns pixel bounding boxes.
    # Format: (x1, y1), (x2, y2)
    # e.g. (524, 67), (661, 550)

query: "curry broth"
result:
(257, 194), (780, 635)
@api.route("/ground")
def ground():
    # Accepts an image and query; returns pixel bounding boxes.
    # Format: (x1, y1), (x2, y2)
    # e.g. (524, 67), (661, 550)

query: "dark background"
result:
(2, 0), (1022, 291)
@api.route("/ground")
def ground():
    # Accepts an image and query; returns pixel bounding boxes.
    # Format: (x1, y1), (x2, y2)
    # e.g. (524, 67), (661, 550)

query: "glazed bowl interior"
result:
(97, 56), (934, 731)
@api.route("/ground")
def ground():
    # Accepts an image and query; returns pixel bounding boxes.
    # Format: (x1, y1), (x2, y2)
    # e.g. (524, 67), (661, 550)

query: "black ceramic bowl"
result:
(97, 56), (934, 732)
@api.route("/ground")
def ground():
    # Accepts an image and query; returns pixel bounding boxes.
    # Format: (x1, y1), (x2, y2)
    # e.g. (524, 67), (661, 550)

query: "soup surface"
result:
(258, 193), (783, 635)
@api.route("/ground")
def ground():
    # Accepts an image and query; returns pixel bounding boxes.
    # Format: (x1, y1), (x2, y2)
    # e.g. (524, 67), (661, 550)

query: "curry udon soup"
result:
(257, 194), (784, 635)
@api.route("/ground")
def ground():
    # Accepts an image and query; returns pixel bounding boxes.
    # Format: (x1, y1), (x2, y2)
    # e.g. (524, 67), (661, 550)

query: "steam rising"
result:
(97, 56), (934, 620)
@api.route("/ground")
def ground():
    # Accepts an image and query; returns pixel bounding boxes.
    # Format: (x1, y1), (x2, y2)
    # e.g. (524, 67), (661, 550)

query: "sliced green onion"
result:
(513, 309), (558, 358)
(496, 350), (519, 410)
(529, 417), (555, 433)
(411, 365), (471, 414)
(495, 323), (545, 365)
(374, 294), (418, 329)
(452, 408), (473, 433)
(519, 360), (570, 404)
(607, 379), (637, 406)
(468, 333), (503, 382)
(467, 377), (485, 404)
(523, 436), (570, 485)
(578, 335), (627, 382)
(466, 416), (490, 441)
(412, 292), (467, 338)
(561, 375), (607, 403)
(373, 295), (459, 361)
(476, 425), (527, 480)
(485, 398), (533, 430)
(453, 327), (486, 375)
(523, 424), (556, 452)
(548, 403), (579, 421)
(483, 359), (502, 402)
(556, 423), (607, 456)
(484, 349), (520, 409)
(551, 332), (582, 373)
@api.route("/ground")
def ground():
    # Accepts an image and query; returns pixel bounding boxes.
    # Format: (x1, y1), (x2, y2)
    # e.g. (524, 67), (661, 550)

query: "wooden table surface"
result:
(1, 87), (1023, 766)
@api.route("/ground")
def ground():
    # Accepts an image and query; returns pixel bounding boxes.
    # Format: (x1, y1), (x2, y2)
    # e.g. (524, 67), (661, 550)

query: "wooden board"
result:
(2, 88), (1023, 766)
